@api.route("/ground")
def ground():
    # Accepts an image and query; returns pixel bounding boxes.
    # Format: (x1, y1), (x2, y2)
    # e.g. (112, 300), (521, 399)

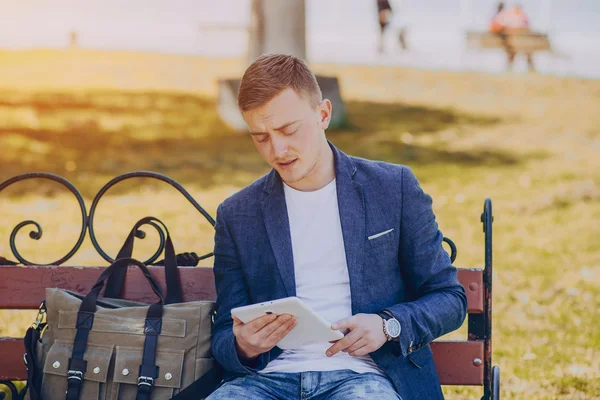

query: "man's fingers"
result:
(331, 316), (357, 331)
(266, 317), (297, 343)
(232, 316), (243, 326)
(344, 338), (368, 354)
(256, 315), (295, 338)
(348, 342), (371, 357)
(244, 313), (278, 334)
(326, 329), (362, 357)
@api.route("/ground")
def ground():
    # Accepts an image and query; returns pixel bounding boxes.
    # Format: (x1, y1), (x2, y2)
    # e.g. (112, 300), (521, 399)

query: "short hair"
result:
(237, 53), (322, 112)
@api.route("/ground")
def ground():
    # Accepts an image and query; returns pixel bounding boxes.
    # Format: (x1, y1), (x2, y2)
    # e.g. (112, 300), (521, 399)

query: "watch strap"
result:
(376, 311), (391, 321)
(377, 312), (392, 341)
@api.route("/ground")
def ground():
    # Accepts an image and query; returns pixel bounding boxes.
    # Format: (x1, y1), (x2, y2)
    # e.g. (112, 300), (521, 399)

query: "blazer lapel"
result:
(333, 145), (366, 313)
(262, 172), (296, 297)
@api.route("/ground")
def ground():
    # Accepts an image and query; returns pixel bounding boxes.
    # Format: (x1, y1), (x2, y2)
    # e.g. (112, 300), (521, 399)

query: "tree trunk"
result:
(248, 0), (306, 62)
(219, 0), (346, 131)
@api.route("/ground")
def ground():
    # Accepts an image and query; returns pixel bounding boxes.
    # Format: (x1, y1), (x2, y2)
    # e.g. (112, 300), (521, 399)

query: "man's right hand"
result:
(232, 314), (297, 361)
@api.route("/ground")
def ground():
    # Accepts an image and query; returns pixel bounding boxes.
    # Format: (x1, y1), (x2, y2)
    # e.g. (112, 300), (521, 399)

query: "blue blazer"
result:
(212, 143), (467, 399)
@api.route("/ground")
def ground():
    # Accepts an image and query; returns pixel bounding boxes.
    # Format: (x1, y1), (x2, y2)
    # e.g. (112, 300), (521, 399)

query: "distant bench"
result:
(466, 31), (551, 53)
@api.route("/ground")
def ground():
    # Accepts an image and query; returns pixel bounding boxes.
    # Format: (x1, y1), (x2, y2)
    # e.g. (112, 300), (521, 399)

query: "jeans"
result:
(206, 369), (402, 400)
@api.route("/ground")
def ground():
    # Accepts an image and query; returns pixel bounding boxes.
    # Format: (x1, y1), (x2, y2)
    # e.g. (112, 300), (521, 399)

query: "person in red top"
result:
(489, 2), (535, 71)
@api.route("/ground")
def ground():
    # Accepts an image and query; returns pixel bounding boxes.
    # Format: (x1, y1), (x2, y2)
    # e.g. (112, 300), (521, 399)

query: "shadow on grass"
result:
(0, 90), (525, 197)
(338, 100), (502, 134)
(0, 90), (215, 113)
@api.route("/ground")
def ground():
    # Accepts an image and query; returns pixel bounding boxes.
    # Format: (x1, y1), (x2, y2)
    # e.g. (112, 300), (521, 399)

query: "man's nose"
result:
(271, 137), (289, 159)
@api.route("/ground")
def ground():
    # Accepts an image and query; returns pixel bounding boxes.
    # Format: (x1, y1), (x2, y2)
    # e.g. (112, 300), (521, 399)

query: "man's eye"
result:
(257, 135), (269, 143)
(284, 129), (298, 136)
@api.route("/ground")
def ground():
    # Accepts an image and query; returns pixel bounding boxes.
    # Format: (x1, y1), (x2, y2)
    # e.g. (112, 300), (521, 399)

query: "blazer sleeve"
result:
(211, 202), (272, 374)
(384, 167), (468, 358)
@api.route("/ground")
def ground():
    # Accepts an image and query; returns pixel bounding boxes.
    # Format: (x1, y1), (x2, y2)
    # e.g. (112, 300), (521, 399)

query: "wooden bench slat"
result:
(0, 266), (484, 312)
(1, 338), (484, 384)
(1, 266), (485, 384)
(0, 266), (217, 309)
(431, 340), (484, 385)
(459, 268), (484, 313)
(466, 31), (551, 52)
(0, 337), (25, 380)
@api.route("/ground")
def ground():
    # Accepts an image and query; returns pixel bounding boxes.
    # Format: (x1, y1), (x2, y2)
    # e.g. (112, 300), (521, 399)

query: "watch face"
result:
(386, 319), (401, 338)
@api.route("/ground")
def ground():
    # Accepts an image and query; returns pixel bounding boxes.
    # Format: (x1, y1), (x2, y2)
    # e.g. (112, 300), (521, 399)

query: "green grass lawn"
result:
(0, 53), (599, 399)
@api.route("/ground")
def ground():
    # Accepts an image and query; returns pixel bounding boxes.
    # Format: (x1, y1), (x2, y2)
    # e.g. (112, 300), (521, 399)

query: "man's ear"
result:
(319, 99), (333, 130)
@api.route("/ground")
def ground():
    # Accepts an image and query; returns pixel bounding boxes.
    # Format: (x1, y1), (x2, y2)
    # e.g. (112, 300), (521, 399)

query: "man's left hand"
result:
(326, 313), (387, 357)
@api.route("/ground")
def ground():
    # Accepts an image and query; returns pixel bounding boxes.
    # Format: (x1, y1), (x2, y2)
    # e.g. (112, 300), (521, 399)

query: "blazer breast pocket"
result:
(366, 228), (397, 268)
(367, 228), (396, 250)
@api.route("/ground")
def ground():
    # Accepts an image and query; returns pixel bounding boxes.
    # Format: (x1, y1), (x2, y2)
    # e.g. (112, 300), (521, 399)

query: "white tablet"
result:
(231, 297), (344, 349)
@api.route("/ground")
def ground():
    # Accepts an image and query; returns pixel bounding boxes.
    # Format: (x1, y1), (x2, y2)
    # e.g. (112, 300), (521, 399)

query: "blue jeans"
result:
(206, 369), (402, 400)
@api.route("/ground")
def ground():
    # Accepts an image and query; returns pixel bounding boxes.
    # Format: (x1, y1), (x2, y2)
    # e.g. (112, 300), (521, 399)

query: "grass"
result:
(0, 50), (599, 399)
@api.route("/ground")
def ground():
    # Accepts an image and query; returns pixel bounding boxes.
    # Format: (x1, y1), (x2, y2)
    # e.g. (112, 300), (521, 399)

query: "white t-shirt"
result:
(260, 178), (384, 375)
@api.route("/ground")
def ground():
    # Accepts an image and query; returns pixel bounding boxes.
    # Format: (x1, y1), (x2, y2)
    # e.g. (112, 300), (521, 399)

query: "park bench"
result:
(466, 31), (551, 54)
(0, 172), (500, 399)
(466, 30), (552, 72)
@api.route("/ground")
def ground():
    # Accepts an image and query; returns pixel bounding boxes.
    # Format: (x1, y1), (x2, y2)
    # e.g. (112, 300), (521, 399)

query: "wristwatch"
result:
(377, 311), (401, 341)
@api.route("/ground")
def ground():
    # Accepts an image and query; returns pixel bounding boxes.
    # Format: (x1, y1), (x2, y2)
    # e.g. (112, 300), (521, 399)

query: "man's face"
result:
(242, 87), (332, 186)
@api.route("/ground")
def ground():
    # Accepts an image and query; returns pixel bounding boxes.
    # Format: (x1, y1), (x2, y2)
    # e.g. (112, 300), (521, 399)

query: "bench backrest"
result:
(0, 265), (485, 385)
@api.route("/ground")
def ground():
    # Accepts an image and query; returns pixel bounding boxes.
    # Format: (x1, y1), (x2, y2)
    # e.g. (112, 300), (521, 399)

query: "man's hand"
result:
(326, 314), (387, 357)
(232, 314), (297, 361)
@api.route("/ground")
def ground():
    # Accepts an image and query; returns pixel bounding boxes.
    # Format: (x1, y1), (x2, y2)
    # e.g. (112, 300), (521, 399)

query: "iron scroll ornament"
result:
(1, 171), (457, 266)
(443, 237), (457, 264)
(88, 171), (215, 264)
(0, 171), (215, 266)
(0, 172), (88, 266)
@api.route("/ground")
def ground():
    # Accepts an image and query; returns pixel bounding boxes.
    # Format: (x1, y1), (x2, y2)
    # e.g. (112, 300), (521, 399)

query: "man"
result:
(377, 0), (393, 53)
(376, 0), (407, 53)
(209, 54), (467, 399)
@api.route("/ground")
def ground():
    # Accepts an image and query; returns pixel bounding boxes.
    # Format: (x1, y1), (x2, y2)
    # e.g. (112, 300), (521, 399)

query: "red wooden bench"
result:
(0, 173), (499, 399)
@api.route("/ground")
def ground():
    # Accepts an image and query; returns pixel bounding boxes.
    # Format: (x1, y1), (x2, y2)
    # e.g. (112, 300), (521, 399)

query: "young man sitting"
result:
(208, 54), (467, 400)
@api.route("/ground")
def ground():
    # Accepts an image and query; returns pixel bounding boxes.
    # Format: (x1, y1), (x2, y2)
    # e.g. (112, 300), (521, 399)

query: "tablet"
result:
(230, 297), (344, 349)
